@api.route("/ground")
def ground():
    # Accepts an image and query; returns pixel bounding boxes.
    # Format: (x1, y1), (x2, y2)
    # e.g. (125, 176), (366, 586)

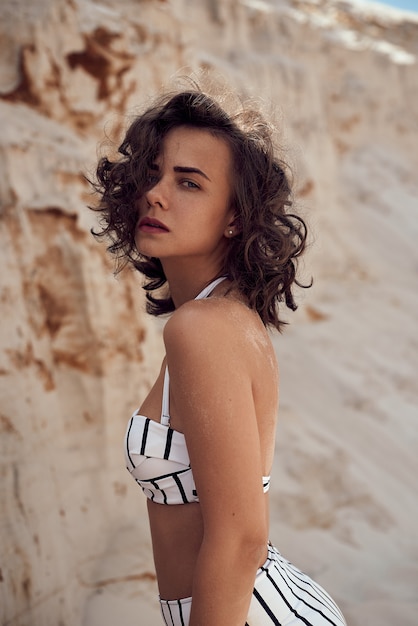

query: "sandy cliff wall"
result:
(1, 1), (417, 625)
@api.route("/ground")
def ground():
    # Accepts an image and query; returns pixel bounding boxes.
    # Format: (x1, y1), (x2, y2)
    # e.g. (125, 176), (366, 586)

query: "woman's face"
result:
(135, 126), (235, 270)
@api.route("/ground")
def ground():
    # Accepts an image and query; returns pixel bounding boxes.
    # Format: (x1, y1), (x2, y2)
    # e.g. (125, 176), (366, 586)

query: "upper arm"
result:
(164, 303), (268, 541)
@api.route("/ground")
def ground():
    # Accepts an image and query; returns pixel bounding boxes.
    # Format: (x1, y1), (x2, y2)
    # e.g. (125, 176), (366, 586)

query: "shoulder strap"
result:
(161, 366), (171, 426)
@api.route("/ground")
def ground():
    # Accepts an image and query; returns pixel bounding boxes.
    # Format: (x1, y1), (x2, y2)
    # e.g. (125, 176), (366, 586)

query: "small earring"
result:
(228, 229), (233, 236)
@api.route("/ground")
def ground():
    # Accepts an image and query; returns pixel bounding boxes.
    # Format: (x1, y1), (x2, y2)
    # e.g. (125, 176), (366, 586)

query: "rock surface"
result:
(1, 1), (417, 624)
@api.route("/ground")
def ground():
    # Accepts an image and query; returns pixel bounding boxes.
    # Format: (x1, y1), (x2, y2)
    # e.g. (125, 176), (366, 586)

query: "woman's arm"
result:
(164, 300), (270, 626)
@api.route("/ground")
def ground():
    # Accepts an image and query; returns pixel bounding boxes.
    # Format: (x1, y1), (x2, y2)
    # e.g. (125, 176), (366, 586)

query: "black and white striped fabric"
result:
(124, 411), (199, 505)
(160, 595), (192, 626)
(159, 543), (346, 626)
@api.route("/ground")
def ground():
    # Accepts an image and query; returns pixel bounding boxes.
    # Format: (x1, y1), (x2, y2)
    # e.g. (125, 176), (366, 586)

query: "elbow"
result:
(239, 515), (268, 556)
(205, 521), (268, 566)
(242, 537), (268, 570)
(230, 531), (267, 572)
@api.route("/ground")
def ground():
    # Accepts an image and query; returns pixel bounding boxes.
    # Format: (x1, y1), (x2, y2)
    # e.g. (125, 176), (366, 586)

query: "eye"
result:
(147, 173), (159, 186)
(181, 180), (200, 190)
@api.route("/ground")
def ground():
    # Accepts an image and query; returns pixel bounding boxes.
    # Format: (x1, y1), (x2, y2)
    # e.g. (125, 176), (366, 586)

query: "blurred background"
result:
(1, 0), (417, 624)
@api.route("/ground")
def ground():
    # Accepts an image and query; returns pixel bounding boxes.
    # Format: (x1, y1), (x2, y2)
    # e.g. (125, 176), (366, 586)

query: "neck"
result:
(161, 259), (226, 308)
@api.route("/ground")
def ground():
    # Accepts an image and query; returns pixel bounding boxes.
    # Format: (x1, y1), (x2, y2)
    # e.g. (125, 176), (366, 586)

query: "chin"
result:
(138, 246), (166, 264)
(135, 237), (151, 256)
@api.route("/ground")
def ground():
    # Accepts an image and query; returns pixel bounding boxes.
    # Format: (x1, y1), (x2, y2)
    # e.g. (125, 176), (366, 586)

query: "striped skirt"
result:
(159, 543), (346, 625)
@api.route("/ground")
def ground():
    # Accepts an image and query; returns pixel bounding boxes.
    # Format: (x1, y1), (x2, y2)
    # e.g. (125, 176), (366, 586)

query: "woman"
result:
(91, 87), (346, 626)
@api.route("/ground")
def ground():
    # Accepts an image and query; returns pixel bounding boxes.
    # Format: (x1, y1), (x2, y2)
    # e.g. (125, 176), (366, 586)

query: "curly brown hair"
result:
(90, 88), (310, 331)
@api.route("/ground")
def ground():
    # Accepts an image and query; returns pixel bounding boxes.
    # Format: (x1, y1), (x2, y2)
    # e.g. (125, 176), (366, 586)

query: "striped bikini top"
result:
(124, 277), (271, 505)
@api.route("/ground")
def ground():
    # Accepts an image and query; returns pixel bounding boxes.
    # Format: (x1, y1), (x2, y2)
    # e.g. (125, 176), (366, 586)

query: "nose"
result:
(145, 177), (167, 210)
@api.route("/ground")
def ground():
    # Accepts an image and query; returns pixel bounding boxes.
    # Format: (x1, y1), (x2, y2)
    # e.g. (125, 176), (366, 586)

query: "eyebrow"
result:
(149, 163), (210, 182)
(173, 166), (211, 181)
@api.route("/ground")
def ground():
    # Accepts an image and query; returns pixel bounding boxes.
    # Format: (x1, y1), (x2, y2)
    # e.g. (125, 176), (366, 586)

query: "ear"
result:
(224, 212), (240, 238)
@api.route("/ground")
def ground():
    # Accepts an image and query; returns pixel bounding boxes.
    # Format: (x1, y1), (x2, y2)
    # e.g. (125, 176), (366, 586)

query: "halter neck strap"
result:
(194, 276), (228, 300)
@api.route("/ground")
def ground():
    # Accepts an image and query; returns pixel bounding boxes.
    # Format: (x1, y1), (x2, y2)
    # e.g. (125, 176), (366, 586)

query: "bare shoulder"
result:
(164, 296), (275, 369)
(165, 297), (256, 342)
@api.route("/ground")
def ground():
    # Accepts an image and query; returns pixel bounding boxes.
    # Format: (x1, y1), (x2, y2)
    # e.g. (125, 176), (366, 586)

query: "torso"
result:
(130, 282), (279, 599)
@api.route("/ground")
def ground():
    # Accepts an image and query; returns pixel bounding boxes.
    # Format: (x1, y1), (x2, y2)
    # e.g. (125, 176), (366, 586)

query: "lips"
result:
(138, 217), (169, 232)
